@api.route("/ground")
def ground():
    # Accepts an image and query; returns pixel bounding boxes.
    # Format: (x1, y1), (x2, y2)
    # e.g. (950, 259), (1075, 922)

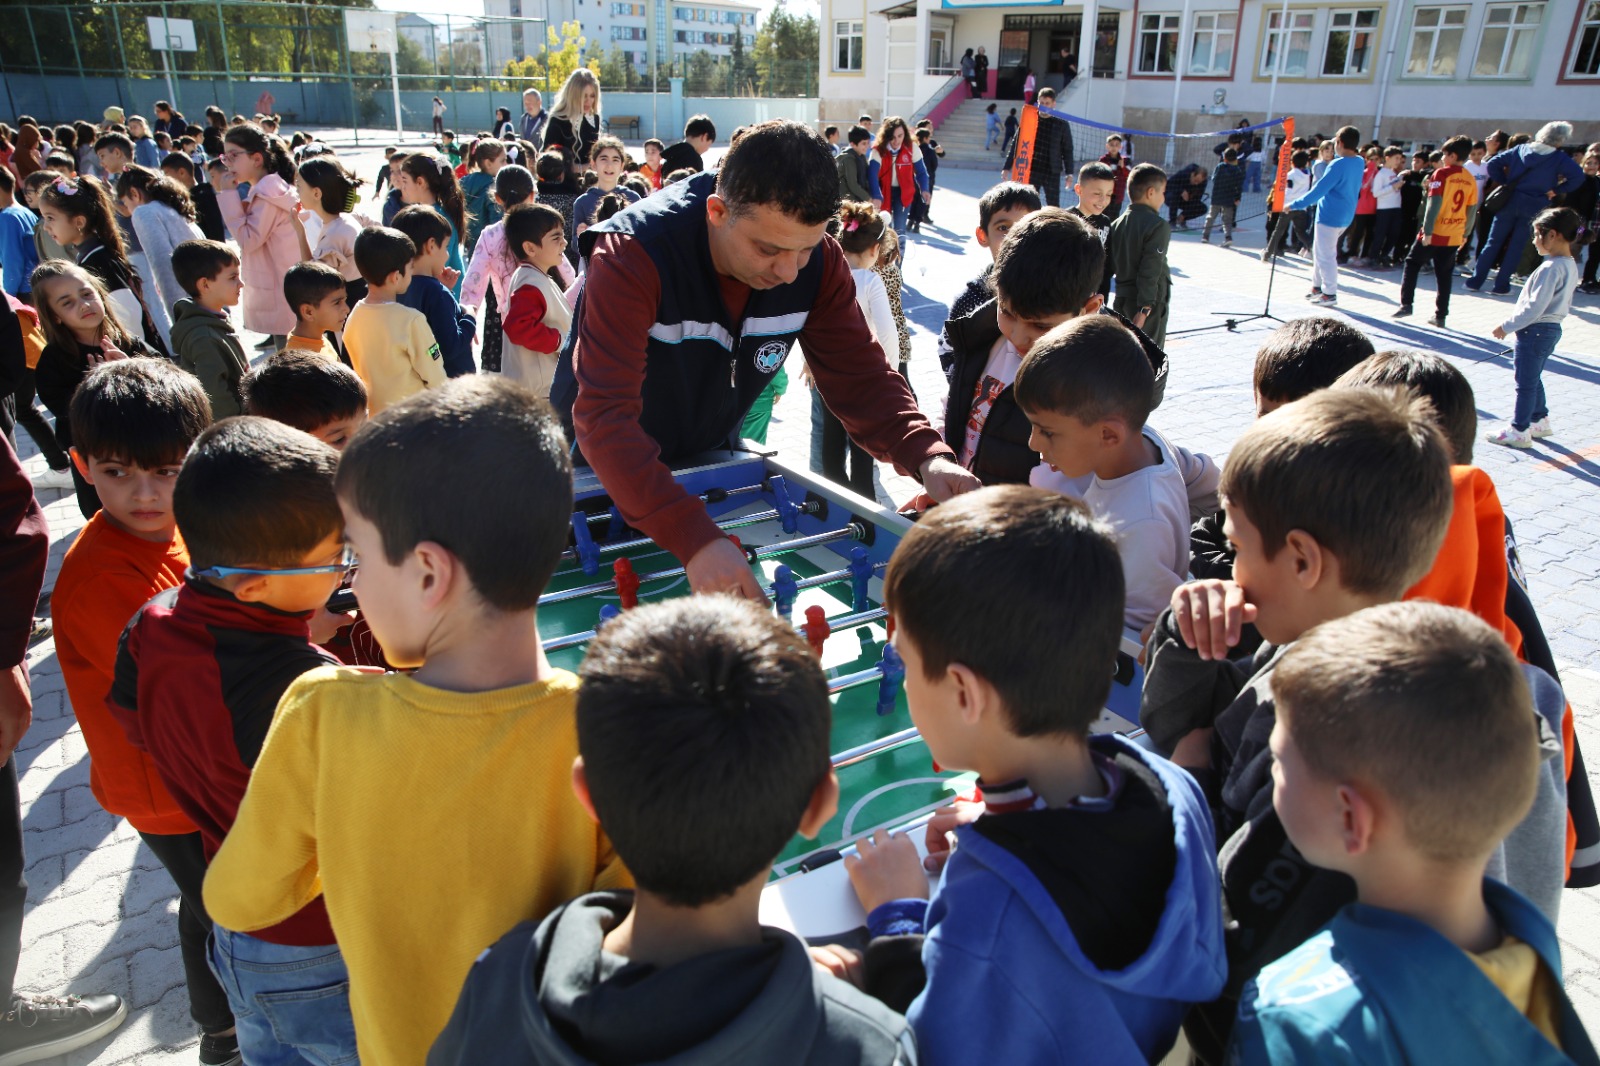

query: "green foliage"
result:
(753, 2), (819, 97)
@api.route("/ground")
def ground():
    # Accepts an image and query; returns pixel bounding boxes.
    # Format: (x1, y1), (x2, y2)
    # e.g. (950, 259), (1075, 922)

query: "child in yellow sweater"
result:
(203, 376), (628, 1065)
(343, 226), (444, 412)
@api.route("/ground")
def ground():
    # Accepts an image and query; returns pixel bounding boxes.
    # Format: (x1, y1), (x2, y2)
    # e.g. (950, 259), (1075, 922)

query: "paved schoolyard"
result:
(13, 150), (1600, 1063)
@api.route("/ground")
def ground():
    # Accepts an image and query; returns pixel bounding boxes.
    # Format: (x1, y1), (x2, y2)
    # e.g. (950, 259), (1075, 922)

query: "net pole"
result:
(1164, 0), (1193, 167)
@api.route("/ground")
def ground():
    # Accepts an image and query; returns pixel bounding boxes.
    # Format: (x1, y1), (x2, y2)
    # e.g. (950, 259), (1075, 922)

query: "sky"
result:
(371, 0), (817, 21)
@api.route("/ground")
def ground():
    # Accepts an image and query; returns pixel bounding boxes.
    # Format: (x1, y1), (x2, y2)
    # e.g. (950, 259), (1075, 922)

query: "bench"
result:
(608, 115), (641, 139)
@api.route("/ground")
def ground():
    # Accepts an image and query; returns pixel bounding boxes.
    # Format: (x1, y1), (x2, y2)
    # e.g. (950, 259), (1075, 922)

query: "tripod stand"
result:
(1168, 222), (1289, 338)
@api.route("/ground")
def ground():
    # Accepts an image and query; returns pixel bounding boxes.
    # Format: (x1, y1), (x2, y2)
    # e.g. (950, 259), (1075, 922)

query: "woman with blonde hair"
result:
(543, 68), (602, 164)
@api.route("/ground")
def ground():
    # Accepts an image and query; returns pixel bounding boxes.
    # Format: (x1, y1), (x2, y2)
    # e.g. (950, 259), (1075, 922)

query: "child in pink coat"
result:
(215, 123), (299, 345)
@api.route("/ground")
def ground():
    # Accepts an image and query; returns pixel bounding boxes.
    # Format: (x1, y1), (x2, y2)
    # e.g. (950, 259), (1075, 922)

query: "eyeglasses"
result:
(191, 547), (354, 582)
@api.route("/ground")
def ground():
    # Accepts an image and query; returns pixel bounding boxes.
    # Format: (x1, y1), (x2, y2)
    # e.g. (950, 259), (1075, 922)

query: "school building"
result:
(819, 0), (1600, 141)
(483, 0), (759, 74)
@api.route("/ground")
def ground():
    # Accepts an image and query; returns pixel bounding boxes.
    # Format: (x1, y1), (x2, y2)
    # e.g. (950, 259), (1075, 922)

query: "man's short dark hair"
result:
(282, 261), (346, 320)
(1441, 135), (1473, 161)
(70, 359), (211, 468)
(93, 132), (134, 158)
(885, 486), (1124, 738)
(1291, 149), (1311, 169)
(1252, 316), (1376, 405)
(389, 204), (453, 254)
(577, 596), (831, 906)
(159, 152), (196, 180)
(684, 114), (716, 141)
(1077, 162), (1116, 184)
(978, 181), (1041, 232)
(1015, 315), (1153, 429)
(1223, 147), (1239, 162)
(716, 120), (839, 226)
(1337, 349), (1476, 464)
(1337, 125), (1361, 151)
(335, 376), (571, 611)
(823, 124), (839, 138)
(992, 207), (1103, 319)
(1127, 162), (1166, 201)
(1221, 387), (1454, 597)
(243, 350), (367, 434)
(171, 239), (239, 297)
(354, 226), (416, 287)
(1037, 87), (1056, 103)
(848, 124), (872, 145)
(174, 417), (342, 571)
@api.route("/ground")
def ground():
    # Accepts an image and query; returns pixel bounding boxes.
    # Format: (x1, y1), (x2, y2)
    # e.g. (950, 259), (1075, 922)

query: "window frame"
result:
(1404, 4), (1469, 77)
(1564, 0), (1600, 76)
(1258, 8), (1316, 76)
(1321, 7), (1380, 76)
(834, 18), (865, 72)
(1189, 10), (1238, 74)
(1471, 1), (1545, 77)
(1135, 11), (1182, 74)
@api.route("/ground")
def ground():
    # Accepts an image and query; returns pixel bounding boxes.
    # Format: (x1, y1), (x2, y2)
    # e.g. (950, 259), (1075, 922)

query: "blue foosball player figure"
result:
(849, 546), (873, 611)
(772, 564), (799, 621)
(876, 643), (905, 716)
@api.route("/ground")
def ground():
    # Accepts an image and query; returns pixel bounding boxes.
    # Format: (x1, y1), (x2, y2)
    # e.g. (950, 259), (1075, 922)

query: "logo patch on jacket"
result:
(428, 343), (442, 361)
(753, 340), (788, 375)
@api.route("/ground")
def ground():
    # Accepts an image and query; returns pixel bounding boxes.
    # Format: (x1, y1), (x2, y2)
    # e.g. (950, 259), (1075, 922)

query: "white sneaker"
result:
(1485, 424), (1532, 449)
(1529, 418), (1552, 439)
(30, 467), (73, 491)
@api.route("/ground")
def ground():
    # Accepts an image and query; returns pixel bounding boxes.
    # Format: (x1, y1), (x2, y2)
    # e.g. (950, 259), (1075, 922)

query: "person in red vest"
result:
(867, 117), (930, 238)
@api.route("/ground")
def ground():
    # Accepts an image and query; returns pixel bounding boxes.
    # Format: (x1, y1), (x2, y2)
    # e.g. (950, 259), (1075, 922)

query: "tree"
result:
(729, 27), (749, 95)
(753, 2), (818, 97)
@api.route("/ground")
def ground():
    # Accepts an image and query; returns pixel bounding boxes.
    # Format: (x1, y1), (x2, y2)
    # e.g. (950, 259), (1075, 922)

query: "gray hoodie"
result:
(428, 891), (917, 1066)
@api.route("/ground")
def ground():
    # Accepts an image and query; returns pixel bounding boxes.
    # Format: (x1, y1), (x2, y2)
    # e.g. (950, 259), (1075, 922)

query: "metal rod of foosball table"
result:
(792, 560), (886, 592)
(745, 521), (865, 561)
(802, 606), (889, 634)
(831, 727), (922, 769)
(574, 483), (766, 525)
(827, 665), (884, 693)
(541, 561), (690, 605)
(557, 507), (786, 563)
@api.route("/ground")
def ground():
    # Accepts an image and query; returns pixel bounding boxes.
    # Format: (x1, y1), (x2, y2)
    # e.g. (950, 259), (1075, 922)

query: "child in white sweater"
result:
(1485, 206), (1581, 449)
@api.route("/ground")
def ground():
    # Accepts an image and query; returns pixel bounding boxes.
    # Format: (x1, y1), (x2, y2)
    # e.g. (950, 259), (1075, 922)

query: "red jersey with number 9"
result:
(1423, 164), (1479, 247)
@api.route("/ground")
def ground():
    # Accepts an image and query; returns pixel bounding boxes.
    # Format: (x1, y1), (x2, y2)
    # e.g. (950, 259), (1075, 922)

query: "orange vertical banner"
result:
(1010, 105), (1040, 185)
(1270, 116), (1295, 211)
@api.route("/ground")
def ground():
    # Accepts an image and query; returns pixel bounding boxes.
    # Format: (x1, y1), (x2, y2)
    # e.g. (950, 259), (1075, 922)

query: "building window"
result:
(1405, 6), (1467, 75)
(834, 19), (863, 70)
(1260, 9), (1315, 75)
(1474, 2), (1543, 75)
(1323, 9), (1378, 74)
(1137, 12), (1181, 73)
(1574, 0), (1600, 75)
(1190, 12), (1237, 74)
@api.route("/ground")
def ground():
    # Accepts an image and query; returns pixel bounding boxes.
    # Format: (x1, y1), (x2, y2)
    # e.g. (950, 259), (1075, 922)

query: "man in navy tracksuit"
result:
(556, 120), (979, 600)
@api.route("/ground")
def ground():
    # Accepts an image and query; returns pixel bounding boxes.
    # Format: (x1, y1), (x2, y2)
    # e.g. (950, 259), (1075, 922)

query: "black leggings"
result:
(137, 830), (236, 1033)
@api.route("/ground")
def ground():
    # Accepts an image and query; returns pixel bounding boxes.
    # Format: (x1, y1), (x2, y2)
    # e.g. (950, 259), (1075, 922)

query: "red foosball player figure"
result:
(803, 605), (831, 658)
(614, 557), (640, 610)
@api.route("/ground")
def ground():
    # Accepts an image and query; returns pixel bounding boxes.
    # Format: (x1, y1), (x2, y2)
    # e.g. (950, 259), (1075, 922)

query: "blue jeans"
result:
(208, 926), (358, 1066)
(1471, 207), (1535, 293)
(1245, 160), (1262, 192)
(1511, 322), (1560, 430)
(889, 203), (909, 237)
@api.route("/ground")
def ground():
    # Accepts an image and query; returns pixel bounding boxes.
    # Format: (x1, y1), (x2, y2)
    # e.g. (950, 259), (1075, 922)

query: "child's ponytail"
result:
(298, 157), (366, 215)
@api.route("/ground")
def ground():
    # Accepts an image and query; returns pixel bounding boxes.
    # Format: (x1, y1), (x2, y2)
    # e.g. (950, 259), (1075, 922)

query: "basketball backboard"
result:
(343, 9), (399, 54)
(146, 16), (198, 52)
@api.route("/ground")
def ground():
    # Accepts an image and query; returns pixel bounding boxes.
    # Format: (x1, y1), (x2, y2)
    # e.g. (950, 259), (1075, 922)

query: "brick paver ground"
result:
(14, 149), (1600, 1063)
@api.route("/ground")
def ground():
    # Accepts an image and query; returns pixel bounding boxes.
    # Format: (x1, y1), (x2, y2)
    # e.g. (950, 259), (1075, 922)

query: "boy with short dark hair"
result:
(159, 152), (225, 241)
(344, 225), (444, 412)
(109, 416), (356, 1066)
(941, 180), (1041, 341)
(824, 123), (841, 153)
(1284, 125), (1364, 306)
(281, 261), (348, 363)
(661, 114), (716, 174)
(391, 206), (478, 377)
(1232, 602), (1599, 1064)
(840, 485), (1225, 1063)
(572, 136), (642, 238)
(1018, 315), (1206, 635)
(204, 377), (629, 1066)
(1394, 134), (1478, 328)
(170, 238), (247, 418)
(1068, 161), (1117, 297)
(242, 349), (368, 450)
(1203, 148), (1244, 247)
(1142, 387), (1463, 1060)
(1108, 163), (1172, 346)
(53, 361), (234, 1061)
(839, 125), (876, 204)
(1099, 134), (1130, 218)
(93, 131), (135, 177)
(431, 596), (916, 1064)
(640, 137), (666, 188)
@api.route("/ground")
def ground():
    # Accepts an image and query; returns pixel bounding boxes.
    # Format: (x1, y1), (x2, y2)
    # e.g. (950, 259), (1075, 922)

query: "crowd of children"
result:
(0, 95), (1599, 1066)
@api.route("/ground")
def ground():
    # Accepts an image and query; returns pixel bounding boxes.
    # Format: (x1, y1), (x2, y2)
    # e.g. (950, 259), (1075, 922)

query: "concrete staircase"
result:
(931, 97), (1013, 172)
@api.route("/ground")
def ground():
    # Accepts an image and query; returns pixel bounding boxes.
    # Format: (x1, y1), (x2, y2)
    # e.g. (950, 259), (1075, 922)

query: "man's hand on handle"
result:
(919, 456), (982, 502)
(686, 536), (768, 602)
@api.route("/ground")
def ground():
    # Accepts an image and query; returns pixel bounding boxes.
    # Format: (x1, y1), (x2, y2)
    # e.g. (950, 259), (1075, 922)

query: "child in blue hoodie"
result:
(839, 485), (1226, 1065)
(1232, 601), (1599, 1065)
(1284, 125), (1365, 307)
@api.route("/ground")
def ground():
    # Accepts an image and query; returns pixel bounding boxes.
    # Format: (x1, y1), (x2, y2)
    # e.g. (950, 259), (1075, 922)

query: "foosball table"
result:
(537, 450), (1147, 938)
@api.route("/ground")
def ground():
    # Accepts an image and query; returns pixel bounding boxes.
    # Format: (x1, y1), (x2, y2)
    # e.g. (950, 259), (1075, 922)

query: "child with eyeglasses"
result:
(108, 415), (359, 1066)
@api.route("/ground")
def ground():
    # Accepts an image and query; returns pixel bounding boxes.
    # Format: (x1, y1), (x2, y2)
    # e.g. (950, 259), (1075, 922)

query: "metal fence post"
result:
(110, 4), (131, 113)
(25, 7), (56, 121)
(217, 0), (234, 115)
(66, 5), (92, 117)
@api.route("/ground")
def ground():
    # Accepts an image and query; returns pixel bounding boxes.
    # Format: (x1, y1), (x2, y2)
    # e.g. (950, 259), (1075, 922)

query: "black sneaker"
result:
(198, 1029), (243, 1066)
(1428, 314), (1447, 328)
(1392, 304), (1413, 318)
(0, 992), (127, 1064)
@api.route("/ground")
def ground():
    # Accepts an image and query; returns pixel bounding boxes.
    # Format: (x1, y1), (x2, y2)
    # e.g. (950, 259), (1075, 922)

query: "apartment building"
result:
(484, 0), (759, 74)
